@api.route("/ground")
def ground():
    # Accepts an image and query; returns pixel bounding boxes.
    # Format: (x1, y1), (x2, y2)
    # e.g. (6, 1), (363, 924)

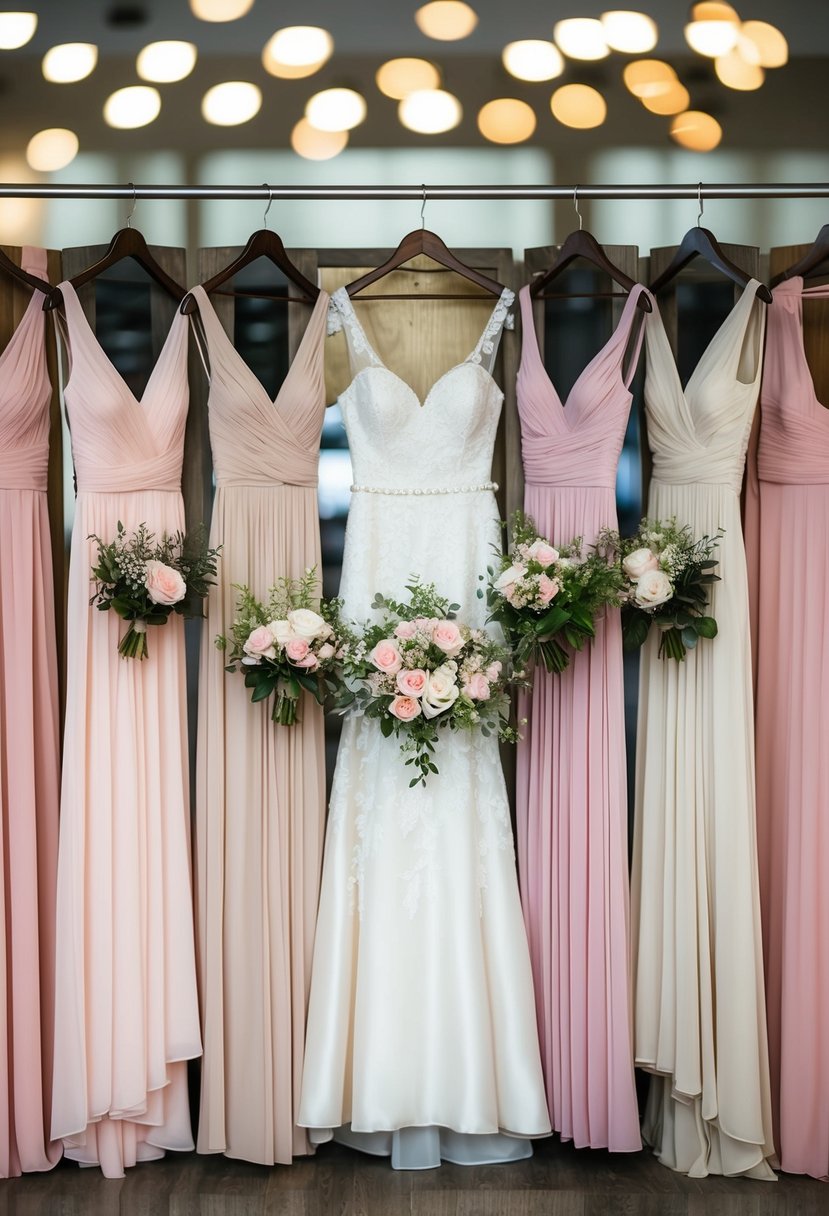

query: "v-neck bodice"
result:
(189, 284), (329, 489)
(0, 247), (51, 492)
(58, 280), (190, 495)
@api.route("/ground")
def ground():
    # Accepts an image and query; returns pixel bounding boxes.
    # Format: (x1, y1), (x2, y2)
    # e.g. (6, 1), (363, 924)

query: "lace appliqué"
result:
(469, 289), (515, 369)
(328, 288), (382, 367)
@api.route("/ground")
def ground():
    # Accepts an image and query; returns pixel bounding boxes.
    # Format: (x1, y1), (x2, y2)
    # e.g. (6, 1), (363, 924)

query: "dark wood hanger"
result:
(529, 229), (652, 312)
(770, 224), (829, 287)
(649, 225), (773, 303)
(180, 228), (320, 315)
(0, 248), (51, 295)
(344, 228), (506, 299)
(43, 226), (186, 312)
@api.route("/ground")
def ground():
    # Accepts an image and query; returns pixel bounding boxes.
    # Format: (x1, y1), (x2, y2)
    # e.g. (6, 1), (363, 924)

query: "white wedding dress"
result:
(298, 287), (551, 1170)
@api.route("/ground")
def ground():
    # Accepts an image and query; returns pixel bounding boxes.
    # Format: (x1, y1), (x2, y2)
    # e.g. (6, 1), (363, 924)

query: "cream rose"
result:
(432, 619), (464, 657)
(388, 695), (422, 722)
(287, 608), (330, 641)
(486, 660), (502, 683)
(623, 547), (660, 580)
(495, 563), (526, 592)
(370, 639), (402, 675)
(317, 642), (335, 661)
(537, 573), (560, 604)
(528, 539), (559, 567)
(421, 665), (460, 719)
(268, 618), (293, 646)
(463, 672), (491, 701)
(144, 560), (186, 606)
(243, 624), (277, 661)
(634, 569), (673, 608)
(397, 668), (428, 698)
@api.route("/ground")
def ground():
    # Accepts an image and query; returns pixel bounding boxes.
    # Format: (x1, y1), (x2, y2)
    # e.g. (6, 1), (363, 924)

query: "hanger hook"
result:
(573, 184), (583, 232)
(126, 182), (137, 229)
(263, 182), (274, 230)
(421, 183), (427, 230)
(697, 181), (704, 228)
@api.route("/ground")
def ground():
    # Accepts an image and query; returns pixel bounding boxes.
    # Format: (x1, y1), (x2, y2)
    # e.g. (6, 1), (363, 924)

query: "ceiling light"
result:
(684, 3), (739, 58)
(42, 43), (98, 83)
(640, 80), (690, 113)
(414, 2), (478, 41)
(104, 85), (161, 129)
(202, 80), (262, 125)
(715, 49), (764, 90)
(553, 18), (609, 61)
(623, 58), (677, 98)
(189, 0), (254, 20)
(376, 57), (441, 99)
(551, 83), (607, 129)
(399, 87), (462, 134)
(738, 20), (788, 68)
(26, 127), (79, 172)
(262, 26), (333, 79)
(306, 87), (367, 132)
(502, 40), (564, 82)
(600, 11), (658, 54)
(0, 11), (37, 49)
(670, 108), (723, 151)
(136, 41), (197, 83)
(291, 118), (348, 160)
(477, 98), (536, 144)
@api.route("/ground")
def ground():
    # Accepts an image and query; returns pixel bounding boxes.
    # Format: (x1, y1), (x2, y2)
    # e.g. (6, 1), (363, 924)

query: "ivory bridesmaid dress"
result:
(189, 285), (329, 1165)
(632, 283), (774, 1179)
(746, 276), (829, 1179)
(0, 248), (61, 1177)
(51, 283), (201, 1178)
(515, 283), (645, 1152)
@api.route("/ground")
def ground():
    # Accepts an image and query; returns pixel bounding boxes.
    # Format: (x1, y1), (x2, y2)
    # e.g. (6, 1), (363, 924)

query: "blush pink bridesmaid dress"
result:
(0, 248), (61, 1178)
(746, 276), (829, 1179)
(51, 283), (201, 1178)
(515, 282), (645, 1152)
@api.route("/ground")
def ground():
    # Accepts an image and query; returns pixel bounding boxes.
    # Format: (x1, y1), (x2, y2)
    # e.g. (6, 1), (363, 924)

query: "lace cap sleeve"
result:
(470, 288), (515, 373)
(327, 298), (344, 336)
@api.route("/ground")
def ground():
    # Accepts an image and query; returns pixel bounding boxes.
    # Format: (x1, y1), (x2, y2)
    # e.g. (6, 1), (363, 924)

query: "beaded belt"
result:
(350, 481), (498, 497)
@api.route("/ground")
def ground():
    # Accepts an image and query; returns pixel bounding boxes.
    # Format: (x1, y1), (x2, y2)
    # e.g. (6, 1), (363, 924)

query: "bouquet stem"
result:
(119, 619), (149, 660)
(658, 627), (686, 662)
(272, 688), (299, 726)
(539, 636), (570, 674)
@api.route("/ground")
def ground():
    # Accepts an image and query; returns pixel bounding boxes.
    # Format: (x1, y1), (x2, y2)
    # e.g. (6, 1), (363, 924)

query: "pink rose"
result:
(528, 539), (560, 567)
(285, 637), (310, 663)
(388, 695), (421, 722)
(144, 559), (186, 606)
(486, 661), (502, 682)
(317, 642), (335, 660)
(463, 673), (491, 701)
(243, 624), (277, 661)
(623, 548), (659, 580)
(370, 639), (402, 674)
(394, 620), (417, 640)
(294, 652), (319, 670)
(432, 619), (464, 656)
(538, 573), (560, 604)
(397, 667), (427, 698)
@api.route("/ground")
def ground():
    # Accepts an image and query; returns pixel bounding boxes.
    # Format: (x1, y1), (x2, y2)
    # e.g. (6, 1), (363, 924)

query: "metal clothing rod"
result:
(1, 181), (829, 201)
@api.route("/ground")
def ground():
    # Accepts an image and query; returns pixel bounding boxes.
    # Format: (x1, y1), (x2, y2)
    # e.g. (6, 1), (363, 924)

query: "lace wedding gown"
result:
(298, 287), (550, 1170)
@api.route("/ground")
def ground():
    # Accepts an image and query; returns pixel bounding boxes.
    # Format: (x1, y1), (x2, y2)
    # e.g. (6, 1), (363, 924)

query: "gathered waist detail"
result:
(75, 449), (182, 494)
(0, 443), (48, 491)
(351, 481), (498, 497)
(650, 456), (743, 495)
(216, 476), (318, 490)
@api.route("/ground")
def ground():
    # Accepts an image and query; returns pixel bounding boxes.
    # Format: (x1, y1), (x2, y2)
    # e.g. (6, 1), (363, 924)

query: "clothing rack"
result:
(1, 182), (829, 201)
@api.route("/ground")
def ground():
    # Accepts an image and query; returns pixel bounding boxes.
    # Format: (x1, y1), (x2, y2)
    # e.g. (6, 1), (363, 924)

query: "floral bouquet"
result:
(481, 512), (624, 674)
(219, 568), (342, 725)
(334, 579), (517, 786)
(608, 518), (722, 661)
(89, 522), (220, 659)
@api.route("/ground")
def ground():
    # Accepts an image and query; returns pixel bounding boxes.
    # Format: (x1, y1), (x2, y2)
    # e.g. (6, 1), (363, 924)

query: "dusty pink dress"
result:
(190, 286), (328, 1165)
(51, 283), (201, 1178)
(746, 276), (829, 1179)
(515, 282), (644, 1151)
(0, 248), (61, 1177)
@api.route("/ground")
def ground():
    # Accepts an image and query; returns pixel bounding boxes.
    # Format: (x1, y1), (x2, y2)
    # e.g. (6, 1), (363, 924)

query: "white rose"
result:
(287, 607), (331, 641)
(243, 624), (277, 661)
(634, 569), (673, 608)
(622, 547), (659, 580)
(495, 563), (526, 591)
(268, 619), (293, 646)
(421, 664), (460, 719)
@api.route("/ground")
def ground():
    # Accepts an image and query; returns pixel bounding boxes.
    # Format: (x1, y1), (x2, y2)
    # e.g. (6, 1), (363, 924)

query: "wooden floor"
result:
(2, 1137), (826, 1216)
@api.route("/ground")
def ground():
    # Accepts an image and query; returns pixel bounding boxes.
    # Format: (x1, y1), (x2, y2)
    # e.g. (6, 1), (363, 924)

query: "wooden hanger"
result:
(529, 230), (652, 312)
(770, 223), (829, 287)
(0, 248), (51, 295)
(649, 184), (772, 303)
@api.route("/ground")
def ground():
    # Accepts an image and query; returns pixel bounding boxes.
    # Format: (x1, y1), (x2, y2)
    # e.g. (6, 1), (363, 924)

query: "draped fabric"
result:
(52, 282), (201, 1179)
(0, 248), (61, 1178)
(746, 277), (829, 1179)
(633, 283), (775, 1179)
(191, 285), (328, 1165)
(515, 282), (645, 1152)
